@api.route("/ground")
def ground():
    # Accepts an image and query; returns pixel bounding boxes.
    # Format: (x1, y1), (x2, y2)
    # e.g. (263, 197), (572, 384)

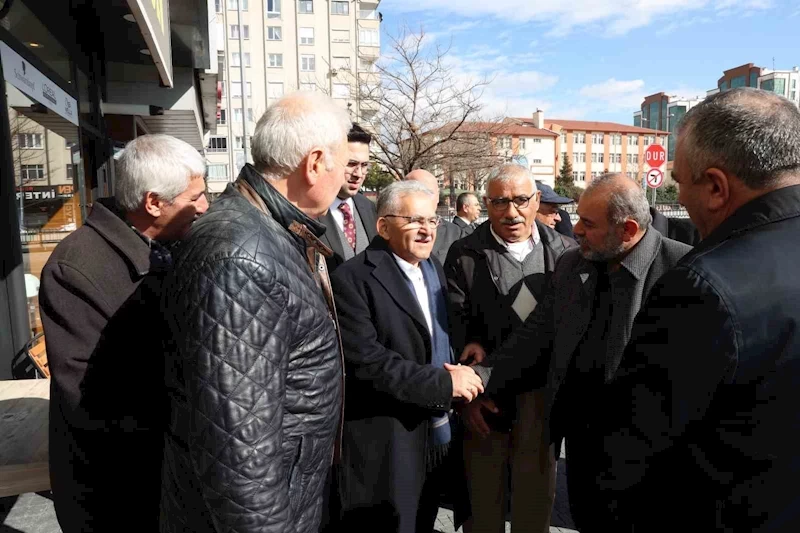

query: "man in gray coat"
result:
(465, 173), (691, 532)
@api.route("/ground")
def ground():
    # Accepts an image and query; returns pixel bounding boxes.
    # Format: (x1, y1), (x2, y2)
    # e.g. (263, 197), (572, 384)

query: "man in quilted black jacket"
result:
(160, 91), (351, 533)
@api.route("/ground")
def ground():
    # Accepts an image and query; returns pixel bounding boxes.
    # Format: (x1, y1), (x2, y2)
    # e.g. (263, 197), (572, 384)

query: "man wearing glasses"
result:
(331, 180), (484, 533)
(445, 164), (575, 533)
(319, 123), (378, 271)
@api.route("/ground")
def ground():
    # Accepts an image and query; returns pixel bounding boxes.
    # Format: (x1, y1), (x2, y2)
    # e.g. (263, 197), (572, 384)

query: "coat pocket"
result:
(286, 435), (305, 512)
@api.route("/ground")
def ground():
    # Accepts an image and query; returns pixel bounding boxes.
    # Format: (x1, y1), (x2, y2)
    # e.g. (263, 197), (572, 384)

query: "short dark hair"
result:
(456, 192), (477, 211)
(348, 123), (372, 145)
(678, 87), (800, 189)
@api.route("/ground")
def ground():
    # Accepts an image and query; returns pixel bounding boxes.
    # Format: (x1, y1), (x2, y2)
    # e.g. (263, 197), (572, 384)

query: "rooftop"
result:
(526, 118), (663, 135)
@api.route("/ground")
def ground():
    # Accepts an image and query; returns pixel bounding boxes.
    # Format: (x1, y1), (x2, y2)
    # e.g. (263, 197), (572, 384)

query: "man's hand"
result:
(459, 343), (486, 366)
(462, 397), (499, 438)
(444, 363), (485, 402)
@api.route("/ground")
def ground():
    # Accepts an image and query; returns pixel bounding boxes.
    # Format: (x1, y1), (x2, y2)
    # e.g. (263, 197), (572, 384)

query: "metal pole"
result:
(237, 0), (248, 164)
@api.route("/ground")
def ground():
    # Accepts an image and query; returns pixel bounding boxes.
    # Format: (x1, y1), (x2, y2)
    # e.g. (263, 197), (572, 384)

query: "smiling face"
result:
(150, 175), (209, 241)
(377, 192), (438, 265)
(338, 142), (370, 199)
(484, 175), (540, 243)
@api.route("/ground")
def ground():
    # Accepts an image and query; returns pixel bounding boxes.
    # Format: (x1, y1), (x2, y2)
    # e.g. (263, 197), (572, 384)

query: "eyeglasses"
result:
(486, 195), (533, 210)
(383, 214), (442, 228)
(346, 161), (370, 173)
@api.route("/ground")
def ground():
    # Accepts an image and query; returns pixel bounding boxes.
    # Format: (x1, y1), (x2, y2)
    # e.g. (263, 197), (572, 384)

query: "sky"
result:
(377, 0), (800, 125)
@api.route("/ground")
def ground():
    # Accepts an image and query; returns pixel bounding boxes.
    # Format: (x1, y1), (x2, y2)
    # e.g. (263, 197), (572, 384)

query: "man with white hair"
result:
(40, 134), (208, 533)
(405, 169), (466, 264)
(445, 164), (575, 533)
(161, 91), (350, 533)
(473, 173), (691, 531)
(331, 180), (484, 533)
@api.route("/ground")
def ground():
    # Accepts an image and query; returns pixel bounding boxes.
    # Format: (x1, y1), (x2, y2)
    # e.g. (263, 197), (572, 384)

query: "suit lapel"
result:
(319, 209), (345, 260)
(354, 194), (378, 241)
(368, 249), (430, 335)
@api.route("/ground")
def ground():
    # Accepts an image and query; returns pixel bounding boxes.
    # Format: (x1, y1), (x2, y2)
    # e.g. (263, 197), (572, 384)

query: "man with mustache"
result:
(331, 181), (484, 533)
(469, 173), (691, 531)
(445, 165), (575, 533)
(318, 123), (378, 271)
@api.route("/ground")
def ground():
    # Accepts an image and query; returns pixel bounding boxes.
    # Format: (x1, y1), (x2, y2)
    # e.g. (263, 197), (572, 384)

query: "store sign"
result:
(0, 41), (79, 126)
(127, 0), (173, 87)
(16, 185), (75, 201)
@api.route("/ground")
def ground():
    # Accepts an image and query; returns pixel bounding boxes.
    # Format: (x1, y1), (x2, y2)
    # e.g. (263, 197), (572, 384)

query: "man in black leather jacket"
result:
(160, 92), (352, 533)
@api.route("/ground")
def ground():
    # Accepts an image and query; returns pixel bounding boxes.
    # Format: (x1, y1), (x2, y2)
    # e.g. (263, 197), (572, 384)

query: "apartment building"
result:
(207, 0), (382, 195)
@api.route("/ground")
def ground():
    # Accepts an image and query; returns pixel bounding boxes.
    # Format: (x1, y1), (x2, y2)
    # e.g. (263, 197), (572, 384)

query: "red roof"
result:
(512, 117), (663, 135)
(424, 121), (558, 138)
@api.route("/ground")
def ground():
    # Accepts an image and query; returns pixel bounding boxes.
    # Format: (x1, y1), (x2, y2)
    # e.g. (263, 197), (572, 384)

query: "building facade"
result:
(0, 0), (218, 378)
(207, 0), (382, 195)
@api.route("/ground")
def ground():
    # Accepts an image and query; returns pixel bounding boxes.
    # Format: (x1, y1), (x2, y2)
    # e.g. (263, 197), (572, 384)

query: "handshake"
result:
(444, 342), (489, 403)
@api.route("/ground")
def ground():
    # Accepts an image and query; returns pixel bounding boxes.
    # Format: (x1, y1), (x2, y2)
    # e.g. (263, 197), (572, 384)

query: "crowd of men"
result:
(39, 86), (800, 533)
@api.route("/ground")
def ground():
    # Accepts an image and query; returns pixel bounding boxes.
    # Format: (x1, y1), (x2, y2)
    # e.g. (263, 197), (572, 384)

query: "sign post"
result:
(644, 144), (667, 206)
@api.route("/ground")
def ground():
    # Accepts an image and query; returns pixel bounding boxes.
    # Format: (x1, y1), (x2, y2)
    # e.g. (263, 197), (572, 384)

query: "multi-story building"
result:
(634, 94), (703, 163)
(758, 67), (800, 104)
(207, 0), (382, 196)
(526, 117), (666, 188)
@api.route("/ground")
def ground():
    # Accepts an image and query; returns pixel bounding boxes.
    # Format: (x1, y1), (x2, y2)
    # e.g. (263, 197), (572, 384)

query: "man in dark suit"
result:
(318, 123), (378, 271)
(466, 173), (691, 532)
(446, 166), (575, 532)
(405, 169), (465, 264)
(649, 206), (701, 245)
(598, 88), (800, 532)
(332, 180), (484, 533)
(453, 191), (481, 234)
(39, 135), (209, 533)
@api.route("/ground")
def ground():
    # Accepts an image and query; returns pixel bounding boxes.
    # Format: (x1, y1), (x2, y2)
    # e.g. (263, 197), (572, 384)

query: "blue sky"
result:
(378, 0), (800, 124)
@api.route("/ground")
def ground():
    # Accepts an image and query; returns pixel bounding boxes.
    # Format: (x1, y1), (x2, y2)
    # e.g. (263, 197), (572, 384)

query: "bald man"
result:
(405, 169), (466, 265)
(469, 173), (691, 531)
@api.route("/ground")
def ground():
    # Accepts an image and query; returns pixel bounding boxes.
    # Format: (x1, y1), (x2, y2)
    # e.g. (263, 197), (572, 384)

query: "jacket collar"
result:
(618, 227), (662, 281)
(464, 219), (554, 256)
(236, 163), (328, 245)
(85, 197), (151, 277)
(699, 184), (800, 250)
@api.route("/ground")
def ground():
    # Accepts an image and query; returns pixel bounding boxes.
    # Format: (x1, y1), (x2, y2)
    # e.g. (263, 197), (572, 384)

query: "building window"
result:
(215, 0), (223, 13)
(533, 138), (541, 143)
(775, 78), (787, 96)
(268, 82), (284, 99)
(267, 26), (281, 40)
(730, 75), (746, 89)
(332, 29), (350, 42)
(248, 108), (255, 122)
(20, 164), (45, 181)
(628, 135), (638, 146)
(268, 53), (283, 67)
(359, 3), (378, 19)
(207, 164), (229, 182)
(627, 153), (638, 164)
(228, 0), (248, 10)
(573, 152), (585, 163)
(519, 138), (526, 150)
(498, 136), (511, 149)
(359, 28), (379, 46)
(231, 82), (252, 97)
(208, 136), (228, 152)
(234, 136), (252, 149)
(232, 52), (251, 67)
(578, 171), (586, 182)
(358, 55), (377, 72)
(300, 82), (317, 91)
(267, 0), (281, 17)
(332, 56), (352, 71)
(560, 132), (567, 144)
(333, 83), (350, 99)
(572, 171), (578, 181)
(298, 0), (313, 13)
(229, 24), (249, 39)
(299, 27), (314, 45)
(217, 109), (227, 125)
(233, 108), (242, 122)
(573, 132), (585, 144)
(331, 1), (348, 14)
(614, 153), (622, 163)
(532, 159), (542, 164)
(592, 133), (604, 144)
(300, 54), (316, 71)
(18, 133), (43, 148)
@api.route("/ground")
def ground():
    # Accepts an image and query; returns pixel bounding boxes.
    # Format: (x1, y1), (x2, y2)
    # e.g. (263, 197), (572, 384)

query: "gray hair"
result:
(251, 91), (351, 178)
(377, 181), (435, 217)
(114, 134), (206, 212)
(584, 173), (652, 228)
(486, 164), (538, 191)
(677, 87), (800, 189)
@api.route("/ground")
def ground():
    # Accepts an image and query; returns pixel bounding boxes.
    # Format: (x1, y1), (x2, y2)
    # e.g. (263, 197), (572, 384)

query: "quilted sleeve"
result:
(173, 256), (295, 533)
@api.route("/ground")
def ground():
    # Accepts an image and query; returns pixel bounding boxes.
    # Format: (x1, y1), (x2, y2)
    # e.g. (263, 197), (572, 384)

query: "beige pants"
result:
(463, 391), (556, 533)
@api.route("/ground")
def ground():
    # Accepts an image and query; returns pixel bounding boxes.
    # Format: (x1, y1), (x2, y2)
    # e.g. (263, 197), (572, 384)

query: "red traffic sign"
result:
(646, 168), (664, 189)
(645, 144), (667, 169)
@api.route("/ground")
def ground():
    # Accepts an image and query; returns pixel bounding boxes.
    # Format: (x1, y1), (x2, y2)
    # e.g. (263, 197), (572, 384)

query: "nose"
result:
(198, 194), (210, 214)
(554, 212), (561, 222)
(573, 219), (584, 236)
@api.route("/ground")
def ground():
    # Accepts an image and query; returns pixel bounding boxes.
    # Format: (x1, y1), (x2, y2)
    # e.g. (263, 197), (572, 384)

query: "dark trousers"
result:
(565, 432), (616, 533)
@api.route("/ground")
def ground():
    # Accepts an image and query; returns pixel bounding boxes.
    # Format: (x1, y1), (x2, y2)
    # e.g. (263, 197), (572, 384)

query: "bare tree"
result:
(358, 27), (506, 202)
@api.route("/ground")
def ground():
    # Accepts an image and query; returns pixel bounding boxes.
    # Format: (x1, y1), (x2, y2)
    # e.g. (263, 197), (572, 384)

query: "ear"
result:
(143, 192), (164, 218)
(621, 219), (640, 242)
(703, 168), (731, 212)
(377, 217), (391, 240)
(303, 147), (327, 187)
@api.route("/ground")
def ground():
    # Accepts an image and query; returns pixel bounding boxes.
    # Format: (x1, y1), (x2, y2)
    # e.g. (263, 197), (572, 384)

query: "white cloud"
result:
(382, 0), (773, 37)
(578, 78), (647, 111)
